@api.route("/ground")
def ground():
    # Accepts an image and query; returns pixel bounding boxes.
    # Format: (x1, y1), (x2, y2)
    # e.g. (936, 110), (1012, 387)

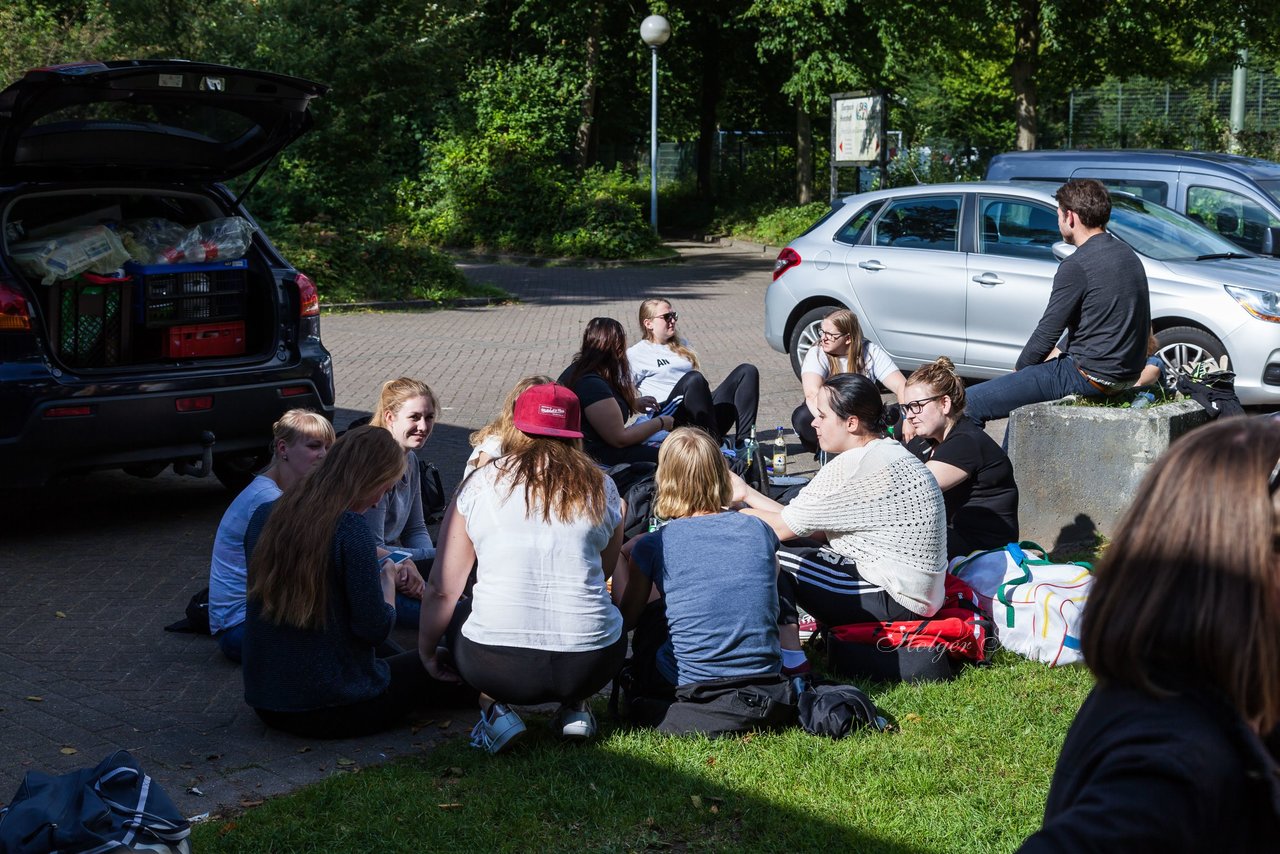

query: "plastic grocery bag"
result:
(10, 225), (132, 284)
(123, 216), (255, 265)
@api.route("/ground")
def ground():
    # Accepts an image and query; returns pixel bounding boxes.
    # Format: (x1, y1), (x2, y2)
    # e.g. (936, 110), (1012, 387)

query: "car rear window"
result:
(833, 200), (884, 245)
(31, 102), (257, 144)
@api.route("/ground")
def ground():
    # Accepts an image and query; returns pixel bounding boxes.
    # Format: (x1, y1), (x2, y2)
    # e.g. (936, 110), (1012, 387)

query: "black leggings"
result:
(666, 364), (760, 446)
(454, 631), (627, 706)
(776, 546), (923, 627)
(791, 403), (819, 454)
(254, 651), (478, 739)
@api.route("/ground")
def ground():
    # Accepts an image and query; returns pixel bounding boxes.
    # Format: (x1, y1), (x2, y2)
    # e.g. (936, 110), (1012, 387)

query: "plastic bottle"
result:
(1130, 391), (1156, 410)
(772, 426), (788, 477)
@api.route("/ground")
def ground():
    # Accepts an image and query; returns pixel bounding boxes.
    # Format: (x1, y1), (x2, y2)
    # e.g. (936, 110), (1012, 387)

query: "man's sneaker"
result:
(469, 703), (526, 754)
(551, 700), (598, 741)
(796, 607), (819, 643)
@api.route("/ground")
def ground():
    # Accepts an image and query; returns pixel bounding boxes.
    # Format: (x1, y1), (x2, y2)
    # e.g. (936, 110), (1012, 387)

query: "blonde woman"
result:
(464, 374), (554, 474)
(616, 428), (782, 703)
(243, 427), (468, 738)
(791, 308), (906, 454)
(208, 409), (335, 663)
(628, 298), (759, 446)
(418, 384), (625, 753)
(902, 357), (1018, 558)
(1019, 417), (1280, 850)
(364, 377), (438, 626)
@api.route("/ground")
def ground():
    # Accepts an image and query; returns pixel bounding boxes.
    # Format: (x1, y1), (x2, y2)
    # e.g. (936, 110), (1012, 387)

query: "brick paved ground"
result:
(0, 241), (1003, 817)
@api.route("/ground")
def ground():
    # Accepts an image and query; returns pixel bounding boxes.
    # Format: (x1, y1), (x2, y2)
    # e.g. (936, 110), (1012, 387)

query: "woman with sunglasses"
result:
(901, 357), (1018, 558)
(1018, 416), (1280, 851)
(627, 298), (759, 446)
(791, 309), (907, 454)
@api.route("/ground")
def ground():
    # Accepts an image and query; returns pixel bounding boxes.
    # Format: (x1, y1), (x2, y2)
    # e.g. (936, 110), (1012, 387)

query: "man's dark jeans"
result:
(965, 355), (1100, 447)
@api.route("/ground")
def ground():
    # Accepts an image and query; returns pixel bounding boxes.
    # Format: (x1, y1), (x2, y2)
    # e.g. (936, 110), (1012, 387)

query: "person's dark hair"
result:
(907, 356), (966, 416)
(1082, 417), (1280, 732)
(1055, 178), (1111, 229)
(565, 317), (636, 411)
(821, 373), (888, 434)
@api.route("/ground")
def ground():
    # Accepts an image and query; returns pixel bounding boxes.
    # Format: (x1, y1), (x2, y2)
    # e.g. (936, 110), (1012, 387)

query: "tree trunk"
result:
(1012, 0), (1040, 151)
(796, 101), (814, 204)
(696, 21), (721, 201)
(573, 4), (603, 172)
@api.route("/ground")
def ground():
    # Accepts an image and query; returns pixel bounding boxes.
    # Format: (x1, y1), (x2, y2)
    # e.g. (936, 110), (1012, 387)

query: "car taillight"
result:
(773, 247), (801, 281)
(0, 278), (32, 331)
(296, 273), (319, 317)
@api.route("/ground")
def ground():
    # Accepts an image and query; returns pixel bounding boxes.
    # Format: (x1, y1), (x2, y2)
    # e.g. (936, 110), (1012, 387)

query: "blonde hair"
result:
(654, 427), (732, 519)
(1083, 417), (1280, 732)
(822, 308), (865, 376)
(370, 377), (438, 427)
(498, 431), (607, 525)
(905, 356), (966, 415)
(639, 298), (700, 371)
(247, 426), (406, 630)
(271, 409), (335, 456)
(470, 375), (554, 452)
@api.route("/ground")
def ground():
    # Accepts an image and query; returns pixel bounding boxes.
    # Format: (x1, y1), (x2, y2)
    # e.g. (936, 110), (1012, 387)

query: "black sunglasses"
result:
(651, 311), (678, 323)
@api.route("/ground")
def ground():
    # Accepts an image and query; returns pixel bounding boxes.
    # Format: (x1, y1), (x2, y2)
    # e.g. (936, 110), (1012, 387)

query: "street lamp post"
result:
(640, 14), (671, 232)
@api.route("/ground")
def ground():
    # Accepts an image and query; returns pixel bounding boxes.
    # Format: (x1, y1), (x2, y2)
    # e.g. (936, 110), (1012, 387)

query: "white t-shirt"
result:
(628, 339), (694, 403)
(457, 462), (624, 652)
(464, 434), (503, 474)
(208, 474), (282, 633)
(801, 340), (899, 385)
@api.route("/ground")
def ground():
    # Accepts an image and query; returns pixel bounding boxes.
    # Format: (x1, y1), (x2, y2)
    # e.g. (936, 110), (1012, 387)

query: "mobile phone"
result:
(383, 549), (412, 565)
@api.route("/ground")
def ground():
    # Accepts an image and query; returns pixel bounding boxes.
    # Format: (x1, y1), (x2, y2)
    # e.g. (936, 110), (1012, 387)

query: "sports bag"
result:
(797, 684), (887, 738)
(991, 542), (1093, 666)
(0, 750), (191, 853)
(949, 540), (1051, 615)
(825, 575), (994, 683)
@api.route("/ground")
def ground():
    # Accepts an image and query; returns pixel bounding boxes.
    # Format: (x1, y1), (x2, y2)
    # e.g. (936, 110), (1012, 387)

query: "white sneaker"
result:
(552, 700), (597, 740)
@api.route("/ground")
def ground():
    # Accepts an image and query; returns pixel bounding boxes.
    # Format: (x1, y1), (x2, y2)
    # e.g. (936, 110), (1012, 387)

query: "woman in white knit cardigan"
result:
(730, 373), (948, 673)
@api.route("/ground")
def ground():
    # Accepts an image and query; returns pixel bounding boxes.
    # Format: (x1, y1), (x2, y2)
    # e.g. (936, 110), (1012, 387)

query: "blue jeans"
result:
(965, 356), (1098, 426)
(216, 623), (245, 664)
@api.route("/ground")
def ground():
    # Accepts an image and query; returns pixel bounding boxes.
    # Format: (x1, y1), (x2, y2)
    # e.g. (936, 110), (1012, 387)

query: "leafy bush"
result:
(269, 222), (482, 305)
(715, 201), (831, 247)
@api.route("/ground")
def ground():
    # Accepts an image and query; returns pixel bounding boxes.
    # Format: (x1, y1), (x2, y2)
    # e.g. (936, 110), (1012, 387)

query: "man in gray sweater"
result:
(964, 178), (1151, 430)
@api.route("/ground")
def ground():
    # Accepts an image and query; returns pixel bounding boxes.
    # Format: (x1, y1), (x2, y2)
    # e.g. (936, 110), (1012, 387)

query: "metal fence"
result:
(1057, 71), (1280, 150)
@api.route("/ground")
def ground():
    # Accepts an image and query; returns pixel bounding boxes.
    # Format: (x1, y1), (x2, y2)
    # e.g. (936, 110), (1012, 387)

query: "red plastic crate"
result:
(163, 321), (245, 358)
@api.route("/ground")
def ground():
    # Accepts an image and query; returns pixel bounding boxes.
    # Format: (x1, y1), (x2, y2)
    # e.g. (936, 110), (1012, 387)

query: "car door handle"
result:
(972, 273), (1004, 286)
(858, 260), (886, 271)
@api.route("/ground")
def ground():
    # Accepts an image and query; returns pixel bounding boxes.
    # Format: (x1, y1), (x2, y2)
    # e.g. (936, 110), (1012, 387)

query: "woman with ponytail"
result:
(791, 308), (906, 454)
(729, 373), (947, 677)
(902, 357), (1018, 557)
(627, 298), (760, 446)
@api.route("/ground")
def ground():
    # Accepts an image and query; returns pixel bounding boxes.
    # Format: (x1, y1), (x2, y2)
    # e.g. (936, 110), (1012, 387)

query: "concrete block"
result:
(1008, 398), (1208, 550)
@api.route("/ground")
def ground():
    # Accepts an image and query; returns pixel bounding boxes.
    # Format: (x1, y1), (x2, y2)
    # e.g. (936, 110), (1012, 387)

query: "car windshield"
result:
(1107, 195), (1245, 261)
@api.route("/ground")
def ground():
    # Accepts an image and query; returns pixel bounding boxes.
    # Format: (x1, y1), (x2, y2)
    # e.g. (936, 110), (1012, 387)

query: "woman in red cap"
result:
(417, 382), (625, 753)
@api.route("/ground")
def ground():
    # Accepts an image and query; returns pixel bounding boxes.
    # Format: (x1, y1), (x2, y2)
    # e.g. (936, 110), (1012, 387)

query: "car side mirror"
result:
(1052, 241), (1076, 262)
(1261, 226), (1280, 257)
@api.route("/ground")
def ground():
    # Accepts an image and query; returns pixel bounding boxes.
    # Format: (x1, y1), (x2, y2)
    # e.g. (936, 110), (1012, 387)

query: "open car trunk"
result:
(4, 187), (280, 372)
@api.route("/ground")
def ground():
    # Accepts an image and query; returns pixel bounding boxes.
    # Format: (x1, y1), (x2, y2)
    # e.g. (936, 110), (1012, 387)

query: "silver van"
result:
(986, 150), (1280, 256)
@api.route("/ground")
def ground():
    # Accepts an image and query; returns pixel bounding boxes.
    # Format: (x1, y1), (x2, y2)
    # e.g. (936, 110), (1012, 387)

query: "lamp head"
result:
(640, 15), (671, 48)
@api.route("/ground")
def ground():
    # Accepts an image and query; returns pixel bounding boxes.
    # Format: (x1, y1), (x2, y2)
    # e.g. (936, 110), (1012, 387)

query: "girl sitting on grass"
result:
(614, 427), (783, 733)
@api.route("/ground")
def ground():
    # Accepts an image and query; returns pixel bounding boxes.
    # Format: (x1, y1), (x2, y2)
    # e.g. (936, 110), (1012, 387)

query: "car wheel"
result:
(213, 451), (271, 493)
(788, 306), (841, 378)
(1154, 326), (1229, 376)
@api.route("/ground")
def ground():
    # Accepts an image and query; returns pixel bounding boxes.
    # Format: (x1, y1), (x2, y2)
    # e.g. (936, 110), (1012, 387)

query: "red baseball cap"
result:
(513, 383), (583, 439)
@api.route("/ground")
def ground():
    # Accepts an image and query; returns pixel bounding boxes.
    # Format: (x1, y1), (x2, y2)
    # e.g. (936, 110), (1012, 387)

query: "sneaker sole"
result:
(487, 721), (526, 754)
(559, 722), (596, 740)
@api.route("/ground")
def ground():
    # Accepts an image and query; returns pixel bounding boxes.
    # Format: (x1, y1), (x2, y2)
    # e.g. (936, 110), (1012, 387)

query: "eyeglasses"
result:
(651, 311), (678, 323)
(817, 329), (847, 341)
(1269, 455), (1280, 494)
(901, 395), (943, 415)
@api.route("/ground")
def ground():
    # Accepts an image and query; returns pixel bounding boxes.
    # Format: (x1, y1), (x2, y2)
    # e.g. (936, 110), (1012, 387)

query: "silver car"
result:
(764, 181), (1280, 405)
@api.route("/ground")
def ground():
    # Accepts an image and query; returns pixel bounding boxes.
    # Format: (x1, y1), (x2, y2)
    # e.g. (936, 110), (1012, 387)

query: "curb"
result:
(322, 295), (510, 314)
(704, 236), (781, 255)
(446, 249), (684, 268)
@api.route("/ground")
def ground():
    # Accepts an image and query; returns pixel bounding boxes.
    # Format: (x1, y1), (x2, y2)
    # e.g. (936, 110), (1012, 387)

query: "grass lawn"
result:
(193, 652), (1093, 853)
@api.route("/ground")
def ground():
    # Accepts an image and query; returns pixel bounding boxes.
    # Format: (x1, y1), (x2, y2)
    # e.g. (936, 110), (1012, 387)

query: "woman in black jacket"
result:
(1018, 416), (1280, 851)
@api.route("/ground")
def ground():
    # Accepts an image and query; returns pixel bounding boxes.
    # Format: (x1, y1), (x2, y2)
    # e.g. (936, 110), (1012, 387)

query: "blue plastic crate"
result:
(124, 259), (248, 328)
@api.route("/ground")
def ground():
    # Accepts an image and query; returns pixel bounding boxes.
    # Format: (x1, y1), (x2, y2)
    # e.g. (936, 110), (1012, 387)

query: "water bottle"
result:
(772, 426), (788, 477)
(744, 424), (757, 467)
(1131, 391), (1156, 410)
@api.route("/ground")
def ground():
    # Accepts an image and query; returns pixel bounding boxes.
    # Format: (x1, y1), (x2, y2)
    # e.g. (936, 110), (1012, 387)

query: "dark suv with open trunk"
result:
(0, 60), (335, 488)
